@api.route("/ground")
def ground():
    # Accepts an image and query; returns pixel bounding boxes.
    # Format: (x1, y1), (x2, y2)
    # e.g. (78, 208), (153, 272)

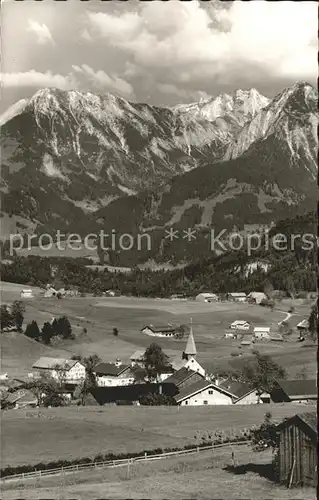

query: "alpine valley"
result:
(0, 81), (317, 265)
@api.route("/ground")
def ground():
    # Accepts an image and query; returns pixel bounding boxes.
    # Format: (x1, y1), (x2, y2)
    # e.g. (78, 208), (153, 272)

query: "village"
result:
(0, 281), (317, 496)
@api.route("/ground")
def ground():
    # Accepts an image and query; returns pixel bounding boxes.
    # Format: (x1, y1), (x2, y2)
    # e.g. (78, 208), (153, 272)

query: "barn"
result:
(276, 412), (317, 487)
(226, 292), (247, 302)
(247, 291), (267, 304)
(195, 293), (218, 303)
(141, 324), (177, 337)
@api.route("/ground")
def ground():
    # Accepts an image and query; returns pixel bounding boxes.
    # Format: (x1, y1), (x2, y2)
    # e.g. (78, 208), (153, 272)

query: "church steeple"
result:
(184, 318), (197, 359)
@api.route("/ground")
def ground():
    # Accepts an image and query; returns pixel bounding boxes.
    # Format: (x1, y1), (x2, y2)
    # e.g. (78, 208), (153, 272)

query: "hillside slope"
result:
(87, 83), (318, 266)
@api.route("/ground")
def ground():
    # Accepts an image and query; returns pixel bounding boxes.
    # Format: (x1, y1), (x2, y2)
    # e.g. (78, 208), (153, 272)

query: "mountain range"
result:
(0, 81), (317, 265)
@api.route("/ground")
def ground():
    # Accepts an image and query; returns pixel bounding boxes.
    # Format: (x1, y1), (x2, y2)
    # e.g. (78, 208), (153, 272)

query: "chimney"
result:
(215, 378), (219, 386)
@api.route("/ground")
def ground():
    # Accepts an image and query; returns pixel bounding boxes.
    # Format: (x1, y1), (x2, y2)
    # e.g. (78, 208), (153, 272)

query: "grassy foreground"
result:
(2, 403), (316, 468)
(2, 446), (315, 500)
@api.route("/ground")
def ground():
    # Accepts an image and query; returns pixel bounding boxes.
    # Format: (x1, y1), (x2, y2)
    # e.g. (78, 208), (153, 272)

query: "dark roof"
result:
(90, 383), (178, 404)
(175, 379), (212, 403)
(219, 380), (256, 400)
(277, 412), (317, 441)
(163, 367), (201, 386)
(94, 363), (129, 376)
(141, 324), (176, 333)
(6, 389), (37, 405)
(298, 412), (318, 434)
(276, 379), (317, 398)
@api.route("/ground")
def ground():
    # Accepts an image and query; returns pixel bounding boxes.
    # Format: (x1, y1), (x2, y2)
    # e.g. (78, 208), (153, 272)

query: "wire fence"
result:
(1, 440), (251, 483)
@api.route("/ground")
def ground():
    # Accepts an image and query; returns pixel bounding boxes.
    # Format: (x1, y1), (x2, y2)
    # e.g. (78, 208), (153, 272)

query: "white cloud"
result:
(26, 20), (54, 45)
(72, 64), (133, 96)
(0, 70), (76, 89)
(81, 29), (93, 42)
(85, 1), (317, 81)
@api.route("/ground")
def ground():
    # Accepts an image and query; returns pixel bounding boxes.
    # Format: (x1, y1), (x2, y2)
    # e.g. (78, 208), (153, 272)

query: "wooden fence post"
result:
(144, 452), (147, 460)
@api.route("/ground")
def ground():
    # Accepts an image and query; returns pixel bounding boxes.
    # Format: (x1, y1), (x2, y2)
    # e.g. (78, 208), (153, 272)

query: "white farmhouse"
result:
(32, 357), (86, 384)
(230, 320), (250, 331)
(175, 378), (260, 406)
(94, 360), (136, 387)
(253, 326), (271, 339)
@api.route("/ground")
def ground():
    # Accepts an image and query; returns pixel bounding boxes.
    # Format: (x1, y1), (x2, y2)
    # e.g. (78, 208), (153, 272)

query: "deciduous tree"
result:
(241, 350), (286, 394)
(137, 343), (171, 383)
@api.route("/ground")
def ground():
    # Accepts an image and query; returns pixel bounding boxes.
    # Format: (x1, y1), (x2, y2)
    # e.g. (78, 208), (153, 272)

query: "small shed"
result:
(20, 289), (33, 299)
(276, 412), (317, 487)
(247, 292), (267, 304)
(195, 293), (218, 303)
(296, 319), (309, 336)
(227, 292), (247, 302)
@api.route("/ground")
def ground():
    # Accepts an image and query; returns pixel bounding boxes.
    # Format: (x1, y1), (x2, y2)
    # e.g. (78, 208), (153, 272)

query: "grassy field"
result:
(0, 281), (316, 378)
(2, 403), (316, 468)
(2, 445), (315, 499)
(1, 284), (316, 397)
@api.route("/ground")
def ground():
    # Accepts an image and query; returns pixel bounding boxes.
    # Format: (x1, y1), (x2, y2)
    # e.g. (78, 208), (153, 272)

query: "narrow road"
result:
(277, 311), (293, 326)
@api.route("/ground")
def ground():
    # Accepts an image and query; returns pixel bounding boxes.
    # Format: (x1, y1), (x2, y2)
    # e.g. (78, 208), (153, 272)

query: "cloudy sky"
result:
(1, 0), (317, 113)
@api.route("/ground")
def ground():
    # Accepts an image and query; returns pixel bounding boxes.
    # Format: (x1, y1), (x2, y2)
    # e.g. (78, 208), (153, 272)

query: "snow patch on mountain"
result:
(0, 99), (29, 127)
(42, 153), (69, 181)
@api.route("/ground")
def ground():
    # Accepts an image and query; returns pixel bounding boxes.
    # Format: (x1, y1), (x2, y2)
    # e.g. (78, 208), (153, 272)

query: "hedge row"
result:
(1, 434), (251, 478)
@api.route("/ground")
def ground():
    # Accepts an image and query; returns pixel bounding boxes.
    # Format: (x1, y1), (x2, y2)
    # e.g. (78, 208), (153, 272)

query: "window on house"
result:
(203, 400), (208, 404)
(208, 390), (213, 395)
(185, 401), (188, 405)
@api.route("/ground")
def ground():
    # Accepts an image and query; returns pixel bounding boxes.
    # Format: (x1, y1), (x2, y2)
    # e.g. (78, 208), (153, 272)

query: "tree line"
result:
(24, 316), (74, 344)
(0, 301), (74, 344)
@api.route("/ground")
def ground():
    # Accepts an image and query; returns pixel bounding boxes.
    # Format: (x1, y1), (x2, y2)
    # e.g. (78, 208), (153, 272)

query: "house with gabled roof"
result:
(226, 292), (247, 302)
(218, 379), (260, 404)
(93, 360), (136, 387)
(296, 319), (310, 339)
(270, 379), (317, 403)
(175, 379), (216, 406)
(174, 377), (260, 406)
(163, 367), (204, 391)
(247, 291), (267, 304)
(141, 324), (177, 337)
(5, 389), (37, 409)
(195, 292), (218, 303)
(32, 357), (85, 384)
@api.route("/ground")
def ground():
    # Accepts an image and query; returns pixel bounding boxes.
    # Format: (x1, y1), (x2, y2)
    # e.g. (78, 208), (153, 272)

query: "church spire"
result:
(184, 317), (197, 358)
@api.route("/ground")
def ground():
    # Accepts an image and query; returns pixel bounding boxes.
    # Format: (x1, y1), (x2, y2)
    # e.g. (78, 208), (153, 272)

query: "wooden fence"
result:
(1, 440), (251, 483)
